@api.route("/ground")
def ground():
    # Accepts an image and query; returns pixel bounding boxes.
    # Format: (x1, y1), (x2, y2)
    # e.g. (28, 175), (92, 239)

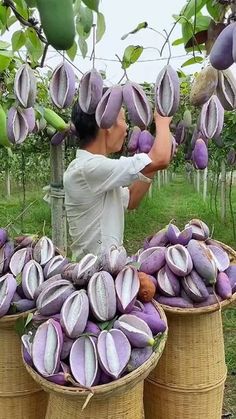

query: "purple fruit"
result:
(156, 265), (180, 297)
(225, 265), (236, 293)
(127, 126), (141, 153)
(0, 273), (17, 317)
(208, 245), (230, 272)
(138, 130), (154, 153)
(114, 314), (154, 348)
(216, 272), (232, 300)
(192, 139), (208, 170)
(88, 271), (116, 321)
(167, 223), (192, 246)
(155, 295), (193, 308)
(61, 290), (89, 338)
(166, 244), (193, 277)
(210, 23), (235, 70)
(0, 228), (8, 248)
(182, 270), (209, 302)
(115, 266), (140, 313)
(127, 346), (153, 372)
(187, 239), (217, 285)
(70, 336), (98, 386)
(138, 247), (166, 275)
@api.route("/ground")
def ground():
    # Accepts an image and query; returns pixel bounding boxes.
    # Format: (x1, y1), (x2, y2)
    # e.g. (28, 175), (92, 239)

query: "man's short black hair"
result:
(71, 87), (109, 148)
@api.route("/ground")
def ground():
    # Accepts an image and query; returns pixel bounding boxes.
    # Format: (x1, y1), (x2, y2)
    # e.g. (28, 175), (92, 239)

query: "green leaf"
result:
(206, 0), (225, 20)
(0, 40), (10, 49)
(180, 0), (207, 20)
(78, 37), (88, 58)
(14, 0), (28, 19)
(76, 4), (93, 37)
(96, 12), (105, 42)
(0, 50), (12, 71)
(121, 22), (148, 40)
(181, 56), (203, 67)
(15, 317), (26, 337)
(182, 21), (193, 45)
(25, 28), (43, 63)
(25, 312), (33, 327)
(0, 5), (11, 27)
(12, 30), (26, 51)
(7, 15), (18, 28)
(81, 0), (99, 12)
(172, 38), (184, 46)
(66, 41), (78, 61)
(16, 273), (22, 286)
(122, 45), (143, 69)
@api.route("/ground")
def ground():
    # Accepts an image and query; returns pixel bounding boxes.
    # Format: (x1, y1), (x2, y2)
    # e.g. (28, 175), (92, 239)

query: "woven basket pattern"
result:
(144, 241), (236, 419)
(23, 303), (167, 419)
(0, 311), (48, 419)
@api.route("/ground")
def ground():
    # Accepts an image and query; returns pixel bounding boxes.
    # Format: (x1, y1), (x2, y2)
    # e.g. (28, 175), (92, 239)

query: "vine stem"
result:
(116, 54), (129, 84)
(90, 24), (96, 68)
(4, 200), (37, 229)
(214, 163), (220, 219)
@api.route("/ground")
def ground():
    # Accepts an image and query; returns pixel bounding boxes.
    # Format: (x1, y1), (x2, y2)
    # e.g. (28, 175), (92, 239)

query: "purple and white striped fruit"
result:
(21, 108), (36, 133)
(44, 255), (69, 279)
(217, 69), (236, 111)
(36, 279), (75, 315)
(182, 270), (209, 302)
(155, 295), (194, 308)
(216, 272), (232, 299)
(166, 245), (193, 277)
(224, 265), (236, 293)
(70, 336), (99, 386)
(61, 336), (74, 360)
(114, 314), (154, 348)
(32, 319), (63, 377)
(51, 129), (68, 145)
(0, 273), (17, 317)
(7, 107), (29, 144)
(79, 68), (103, 114)
(88, 271), (116, 321)
(61, 290), (89, 338)
(21, 260), (44, 300)
(138, 130), (154, 153)
(155, 65), (180, 116)
(192, 139), (208, 170)
(99, 245), (127, 276)
(131, 302), (167, 335)
(200, 95), (224, 139)
(123, 81), (152, 128)
(167, 223), (192, 246)
(137, 247), (166, 275)
(22, 334), (33, 366)
(127, 126), (141, 153)
(185, 219), (210, 240)
(84, 320), (101, 336)
(208, 245), (230, 272)
(0, 228), (8, 248)
(12, 298), (36, 312)
(175, 121), (186, 145)
(72, 253), (99, 286)
(156, 265), (180, 297)
(33, 236), (55, 266)
(34, 274), (62, 300)
(127, 346), (153, 372)
(50, 61), (76, 109)
(0, 241), (14, 275)
(210, 23), (235, 70)
(96, 85), (123, 128)
(115, 266), (140, 313)
(9, 247), (32, 277)
(97, 329), (131, 379)
(14, 64), (37, 108)
(187, 239), (217, 285)
(143, 228), (169, 249)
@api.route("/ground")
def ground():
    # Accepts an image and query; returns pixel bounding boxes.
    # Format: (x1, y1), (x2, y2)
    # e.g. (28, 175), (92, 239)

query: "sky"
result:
(4, 0), (202, 84)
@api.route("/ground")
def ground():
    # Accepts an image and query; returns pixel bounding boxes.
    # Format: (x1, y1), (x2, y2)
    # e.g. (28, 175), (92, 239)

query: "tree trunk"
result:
(6, 168), (11, 198)
(50, 143), (67, 253)
(203, 167), (208, 202)
(220, 160), (226, 222)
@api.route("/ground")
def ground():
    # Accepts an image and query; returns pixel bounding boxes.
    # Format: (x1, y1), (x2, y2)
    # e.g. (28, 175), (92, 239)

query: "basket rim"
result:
(0, 309), (34, 326)
(157, 240), (236, 316)
(22, 302), (168, 398)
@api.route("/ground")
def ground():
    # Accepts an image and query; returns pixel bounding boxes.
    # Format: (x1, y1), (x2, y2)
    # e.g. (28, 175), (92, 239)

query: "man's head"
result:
(71, 100), (128, 154)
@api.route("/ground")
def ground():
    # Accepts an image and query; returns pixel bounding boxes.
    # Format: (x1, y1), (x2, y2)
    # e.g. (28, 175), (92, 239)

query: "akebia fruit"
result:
(190, 66), (218, 106)
(0, 273), (17, 317)
(155, 65), (180, 116)
(14, 64), (37, 108)
(72, 253), (99, 286)
(79, 69), (103, 114)
(210, 23), (235, 70)
(200, 95), (224, 139)
(138, 130), (154, 153)
(216, 69), (236, 111)
(70, 336), (99, 386)
(115, 266), (140, 313)
(182, 271), (209, 302)
(187, 239), (217, 285)
(88, 271), (116, 321)
(95, 85), (123, 128)
(185, 219), (209, 240)
(123, 81), (152, 128)
(21, 108), (36, 133)
(156, 265), (180, 297)
(36, 279), (75, 315)
(137, 247), (166, 275)
(33, 236), (55, 266)
(99, 245), (127, 276)
(36, 0), (75, 50)
(7, 107), (29, 144)
(61, 290), (89, 338)
(167, 223), (192, 246)
(127, 126), (141, 153)
(50, 61), (76, 109)
(192, 139), (208, 170)
(22, 260), (44, 300)
(114, 314), (154, 348)
(166, 245), (193, 277)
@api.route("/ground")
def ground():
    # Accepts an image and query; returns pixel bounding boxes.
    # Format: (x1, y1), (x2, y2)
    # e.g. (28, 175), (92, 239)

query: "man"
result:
(63, 102), (172, 261)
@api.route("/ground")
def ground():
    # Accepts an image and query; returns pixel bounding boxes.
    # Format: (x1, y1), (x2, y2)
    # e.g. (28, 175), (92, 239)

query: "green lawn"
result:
(0, 174), (236, 416)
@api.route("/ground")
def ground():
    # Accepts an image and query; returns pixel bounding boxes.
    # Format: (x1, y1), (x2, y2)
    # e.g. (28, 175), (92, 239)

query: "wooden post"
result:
(165, 170), (168, 185)
(6, 167), (11, 198)
(157, 171), (161, 190)
(196, 170), (200, 193)
(203, 167), (208, 202)
(50, 143), (67, 253)
(220, 160), (226, 222)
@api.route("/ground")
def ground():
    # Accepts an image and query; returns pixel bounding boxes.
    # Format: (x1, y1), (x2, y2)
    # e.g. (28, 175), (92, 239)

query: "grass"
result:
(1, 174), (236, 416)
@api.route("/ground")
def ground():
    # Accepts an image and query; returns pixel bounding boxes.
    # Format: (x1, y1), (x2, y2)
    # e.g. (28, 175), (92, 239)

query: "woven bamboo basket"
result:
(0, 310), (48, 419)
(23, 303), (167, 419)
(144, 241), (236, 419)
